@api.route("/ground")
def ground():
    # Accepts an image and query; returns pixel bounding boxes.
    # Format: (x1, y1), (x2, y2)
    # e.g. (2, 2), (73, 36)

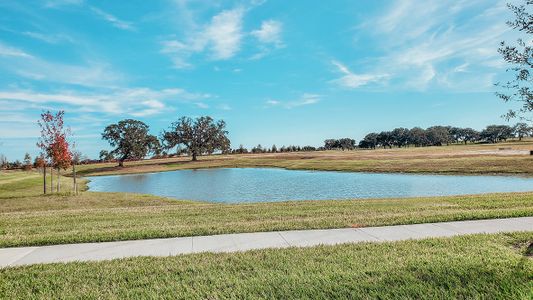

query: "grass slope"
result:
(1, 170), (533, 247)
(75, 141), (533, 177)
(1, 233), (532, 299)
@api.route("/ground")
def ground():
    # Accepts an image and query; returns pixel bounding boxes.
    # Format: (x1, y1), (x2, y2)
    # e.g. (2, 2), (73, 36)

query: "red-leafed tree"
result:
(49, 135), (72, 192)
(37, 110), (72, 194)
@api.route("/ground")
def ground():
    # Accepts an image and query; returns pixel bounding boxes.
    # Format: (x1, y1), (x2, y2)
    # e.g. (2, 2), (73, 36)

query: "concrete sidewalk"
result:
(1, 217), (532, 268)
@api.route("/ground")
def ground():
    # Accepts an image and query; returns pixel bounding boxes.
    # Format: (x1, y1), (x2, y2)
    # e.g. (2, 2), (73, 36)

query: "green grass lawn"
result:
(1, 170), (533, 247)
(1, 233), (532, 299)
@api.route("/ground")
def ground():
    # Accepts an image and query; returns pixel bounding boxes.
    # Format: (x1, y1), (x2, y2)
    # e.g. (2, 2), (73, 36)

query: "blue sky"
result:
(0, 0), (523, 160)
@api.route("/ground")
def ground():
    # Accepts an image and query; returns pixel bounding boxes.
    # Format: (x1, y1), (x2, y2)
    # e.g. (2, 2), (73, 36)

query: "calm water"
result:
(87, 168), (533, 203)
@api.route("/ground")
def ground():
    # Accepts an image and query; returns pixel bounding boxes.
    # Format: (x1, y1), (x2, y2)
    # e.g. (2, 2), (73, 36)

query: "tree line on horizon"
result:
(1, 117), (532, 171)
(356, 124), (527, 150)
(233, 123), (531, 154)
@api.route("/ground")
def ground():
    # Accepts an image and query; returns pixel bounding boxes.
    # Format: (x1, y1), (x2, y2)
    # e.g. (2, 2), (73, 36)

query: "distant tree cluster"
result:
(323, 138), (357, 150)
(220, 123), (530, 156)
(230, 144), (318, 154)
(358, 124), (526, 149)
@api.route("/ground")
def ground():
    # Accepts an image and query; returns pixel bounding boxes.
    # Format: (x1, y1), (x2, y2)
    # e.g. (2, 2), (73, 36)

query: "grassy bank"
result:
(75, 141), (533, 177)
(1, 171), (533, 247)
(1, 233), (532, 299)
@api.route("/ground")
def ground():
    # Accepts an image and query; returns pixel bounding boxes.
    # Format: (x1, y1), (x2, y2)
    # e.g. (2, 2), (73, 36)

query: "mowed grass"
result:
(1, 170), (533, 247)
(1, 233), (532, 299)
(73, 140), (533, 177)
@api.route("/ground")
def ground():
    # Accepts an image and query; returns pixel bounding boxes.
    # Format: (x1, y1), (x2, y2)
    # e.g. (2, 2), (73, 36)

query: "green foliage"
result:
(497, 0), (533, 121)
(481, 125), (515, 143)
(101, 119), (159, 166)
(162, 116), (230, 161)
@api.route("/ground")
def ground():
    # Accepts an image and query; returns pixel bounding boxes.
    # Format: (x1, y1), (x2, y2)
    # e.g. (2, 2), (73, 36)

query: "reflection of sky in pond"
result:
(87, 168), (533, 203)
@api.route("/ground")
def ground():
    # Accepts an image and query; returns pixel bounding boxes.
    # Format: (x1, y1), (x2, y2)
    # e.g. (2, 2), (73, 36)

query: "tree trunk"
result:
(50, 167), (54, 193)
(43, 166), (47, 194)
(57, 168), (60, 193)
(192, 152), (197, 161)
(118, 160), (124, 167)
(73, 164), (77, 195)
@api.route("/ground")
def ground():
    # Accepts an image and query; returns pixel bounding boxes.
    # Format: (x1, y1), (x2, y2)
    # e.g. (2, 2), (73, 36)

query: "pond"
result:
(86, 168), (533, 203)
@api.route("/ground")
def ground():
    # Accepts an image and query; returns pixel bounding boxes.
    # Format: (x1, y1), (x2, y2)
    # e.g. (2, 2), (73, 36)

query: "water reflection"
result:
(87, 168), (533, 203)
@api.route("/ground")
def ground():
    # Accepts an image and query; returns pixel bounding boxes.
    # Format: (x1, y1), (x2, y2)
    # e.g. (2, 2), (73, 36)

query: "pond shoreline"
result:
(86, 167), (533, 203)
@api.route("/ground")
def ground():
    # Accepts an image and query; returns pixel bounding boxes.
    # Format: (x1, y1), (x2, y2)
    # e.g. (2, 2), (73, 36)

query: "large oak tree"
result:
(162, 116), (230, 161)
(102, 119), (160, 167)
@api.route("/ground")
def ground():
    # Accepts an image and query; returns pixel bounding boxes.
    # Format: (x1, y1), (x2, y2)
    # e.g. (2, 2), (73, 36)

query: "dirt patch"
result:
(526, 242), (533, 257)
(464, 150), (529, 156)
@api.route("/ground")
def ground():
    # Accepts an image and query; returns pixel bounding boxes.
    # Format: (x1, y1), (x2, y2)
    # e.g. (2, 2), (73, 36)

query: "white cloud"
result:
(130, 100), (165, 117)
(44, 0), (83, 7)
(90, 6), (135, 31)
(249, 19), (284, 59)
(345, 0), (516, 91)
(331, 60), (388, 89)
(266, 94), (320, 109)
(162, 6), (284, 67)
(205, 8), (244, 59)
(194, 102), (209, 109)
(251, 20), (283, 45)
(21, 31), (74, 44)
(289, 93), (320, 108)
(217, 103), (232, 110)
(0, 43), (32, 58)
(0, 87), (212, 117)
(161, 8), (244, 68)
(266, 100), (280, 105)
(0, 43), (123, 88)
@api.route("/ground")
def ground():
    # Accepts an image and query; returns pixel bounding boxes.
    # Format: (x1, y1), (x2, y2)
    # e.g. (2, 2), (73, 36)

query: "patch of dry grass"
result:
(75, 141), (533, 176)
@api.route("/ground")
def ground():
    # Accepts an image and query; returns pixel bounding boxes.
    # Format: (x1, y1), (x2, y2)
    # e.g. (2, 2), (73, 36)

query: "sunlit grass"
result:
(1, 233), (532, 299)
(1, 170), (533, 247)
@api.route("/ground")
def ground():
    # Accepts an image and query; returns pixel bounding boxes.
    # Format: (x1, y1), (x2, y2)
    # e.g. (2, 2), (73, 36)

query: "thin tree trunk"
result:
(43, 166), (47, 194)
(73, 164), (77, 195)
(192, 152), (197, 161)
(50, 167), (54, 193)
(57, 168), (60, 193)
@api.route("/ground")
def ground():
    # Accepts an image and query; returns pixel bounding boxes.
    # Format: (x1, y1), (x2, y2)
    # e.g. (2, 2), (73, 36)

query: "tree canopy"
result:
(102, 119), (159, 167)
(162, 116), (230, 161)
(497, 0), (533, 120)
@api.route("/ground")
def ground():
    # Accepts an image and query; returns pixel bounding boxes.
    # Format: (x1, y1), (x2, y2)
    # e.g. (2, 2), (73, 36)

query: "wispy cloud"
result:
(265, 93), (320, 109)
(90, 6), (135, 31)
(250, 19), (284, 59)
(251, 20), (283, 46)
(343, 0), (515, 91)
(194, 102), (209, 109)
(331, 60), (388, 89)
(44, 0), (84, 8)
(44, 0), (134, 31)
(0, 42), (33, 58)
(217, 103), (232, 110)
(0, 87), (212, 117)
(0, 42), (124, 88)
(21, 31), (74, 44)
